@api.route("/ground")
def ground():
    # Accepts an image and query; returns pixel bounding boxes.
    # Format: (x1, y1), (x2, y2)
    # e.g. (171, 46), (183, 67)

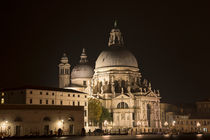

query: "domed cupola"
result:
(95, 21), (138, 69)
(92, 21), (141, 95)
(71, 49), (94, 86)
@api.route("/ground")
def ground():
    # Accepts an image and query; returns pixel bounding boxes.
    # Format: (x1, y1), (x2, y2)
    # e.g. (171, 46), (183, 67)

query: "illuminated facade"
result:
(0, 86), (88, 134)
(59, 23), (162, 131)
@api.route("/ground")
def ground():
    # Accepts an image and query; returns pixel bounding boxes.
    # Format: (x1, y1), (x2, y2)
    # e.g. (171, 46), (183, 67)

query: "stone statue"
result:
(127, 85), (131, 93)
(111, 76), (115, 94)
(101, 86), (104, 94)
(139, 87), (142, 92)
(121, 87), (124, 94)
(149, 82), (151, 87)
(103, 81), (109, 93)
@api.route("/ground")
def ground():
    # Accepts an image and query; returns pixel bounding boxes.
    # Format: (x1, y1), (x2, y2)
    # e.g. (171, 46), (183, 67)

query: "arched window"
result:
(117, 102), (129, 109)
(14, 117), (23, 122)
(43, 116), (51, 122)
(68, 117), (74, 121)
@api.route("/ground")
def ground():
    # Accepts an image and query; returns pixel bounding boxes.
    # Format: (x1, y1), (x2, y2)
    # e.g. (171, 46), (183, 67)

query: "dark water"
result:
(5, 134), (210, 140)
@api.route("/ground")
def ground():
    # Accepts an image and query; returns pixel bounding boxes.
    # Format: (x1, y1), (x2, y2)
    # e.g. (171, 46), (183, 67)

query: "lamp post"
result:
(164, 121), (168, 134)
(196, 122), (201, 133)
(172, 121), (176, 134)
(61, 120), (64, 131)
(104, 120), (108, 134)
(137, 121), (141, 135)
(1, 121), (8, 136)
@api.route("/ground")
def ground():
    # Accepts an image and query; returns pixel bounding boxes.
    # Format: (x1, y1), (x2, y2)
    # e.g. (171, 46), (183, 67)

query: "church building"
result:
(58, 22), (162, 132)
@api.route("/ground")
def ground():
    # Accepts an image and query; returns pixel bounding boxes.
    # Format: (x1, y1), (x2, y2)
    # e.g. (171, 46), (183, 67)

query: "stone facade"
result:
(160, 102), (210, 133)
(0, 105), (84, 136)
(59, 23), (162, 131)
(174, 115), (210, 133)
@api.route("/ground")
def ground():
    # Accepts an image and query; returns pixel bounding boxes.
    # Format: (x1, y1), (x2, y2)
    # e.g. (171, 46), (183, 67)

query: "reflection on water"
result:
(7, 134), (210, 140)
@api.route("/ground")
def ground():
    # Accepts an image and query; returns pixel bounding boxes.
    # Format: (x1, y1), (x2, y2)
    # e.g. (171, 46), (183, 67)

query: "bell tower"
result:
(58, 53), (71, 88)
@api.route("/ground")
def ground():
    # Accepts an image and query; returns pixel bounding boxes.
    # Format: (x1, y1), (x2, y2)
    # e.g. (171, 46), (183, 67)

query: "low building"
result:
(174, 115), (210, 133)
(160, 102), (210, 133)
(160, 103), (179, 127)
(0, 104), (84, 136)
(0, 86), (88, 129)
(196, 98), (210, 114)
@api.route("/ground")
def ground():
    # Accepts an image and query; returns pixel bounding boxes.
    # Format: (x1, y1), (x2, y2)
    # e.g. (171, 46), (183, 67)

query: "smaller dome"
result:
(71, 48), (93, 79)
(71, 64), (94, 79)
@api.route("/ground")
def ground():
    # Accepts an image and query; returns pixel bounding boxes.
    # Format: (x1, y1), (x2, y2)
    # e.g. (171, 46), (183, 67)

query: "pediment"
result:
(145, 91), (157, 97)
(114, 94), (130, 99)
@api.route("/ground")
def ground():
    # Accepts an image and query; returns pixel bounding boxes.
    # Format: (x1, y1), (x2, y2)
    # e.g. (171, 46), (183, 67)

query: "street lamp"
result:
(137, 121), (141, 127)
(164, 121), (168, 133)
(104, 120), (108, 133)
(164, 121), (168, 127)
(196, 122), (201, 133)
(61, 120), (64, 131)
(172, 121), (176, 126)
(1, 120), (8, 136)
(137, 121), (141, 135)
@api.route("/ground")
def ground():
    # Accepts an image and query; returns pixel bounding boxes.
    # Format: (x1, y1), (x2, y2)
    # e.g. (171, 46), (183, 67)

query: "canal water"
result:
(5, 134), (210, 140)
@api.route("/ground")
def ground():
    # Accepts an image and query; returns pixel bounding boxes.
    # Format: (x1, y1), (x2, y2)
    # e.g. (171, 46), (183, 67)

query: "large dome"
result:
(95, 47), (138, 69)
(71, 64), (94, 79)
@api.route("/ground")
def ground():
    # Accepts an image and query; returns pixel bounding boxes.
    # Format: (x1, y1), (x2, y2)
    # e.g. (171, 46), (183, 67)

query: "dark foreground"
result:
(3, 134), (210, 140)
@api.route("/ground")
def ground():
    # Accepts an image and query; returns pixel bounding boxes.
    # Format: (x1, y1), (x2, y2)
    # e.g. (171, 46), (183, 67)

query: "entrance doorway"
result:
(69, 124), (74, 135)
(15, 126), (21, 136)
(44, 125), (49, 135)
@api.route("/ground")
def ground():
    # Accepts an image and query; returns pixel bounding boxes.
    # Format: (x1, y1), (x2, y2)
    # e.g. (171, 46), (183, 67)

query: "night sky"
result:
(1, 1), (210, 104)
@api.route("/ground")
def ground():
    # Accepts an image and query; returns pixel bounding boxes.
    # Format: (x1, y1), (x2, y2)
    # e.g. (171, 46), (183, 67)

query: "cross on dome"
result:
(80, 48), (88, 63)
(108, 21), (124, 47)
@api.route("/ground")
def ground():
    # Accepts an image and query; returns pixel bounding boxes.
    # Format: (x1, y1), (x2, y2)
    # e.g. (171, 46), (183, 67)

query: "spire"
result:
(114, 20), (117, 28)
(80, 48), (88, 63)
(108, 21), (124, 47)
(60, 53), (69, 64)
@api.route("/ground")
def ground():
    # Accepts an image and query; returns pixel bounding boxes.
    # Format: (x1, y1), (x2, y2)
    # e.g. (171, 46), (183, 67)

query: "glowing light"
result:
(102, 135), (111, 139)
(172, 120), (176, 126)
(196, 122), (201, 127)
(196, 134), (203, 137)
(1, 121), (8, 130)
(57, 121), (63, 128)
(1, 98), (4, 104)
(137, 121), (141, 126)
(136, 134), (143, 138)
(164, 134), (170, 137)
(104, 120), (108, 126)
(164, 121), (168, 126)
